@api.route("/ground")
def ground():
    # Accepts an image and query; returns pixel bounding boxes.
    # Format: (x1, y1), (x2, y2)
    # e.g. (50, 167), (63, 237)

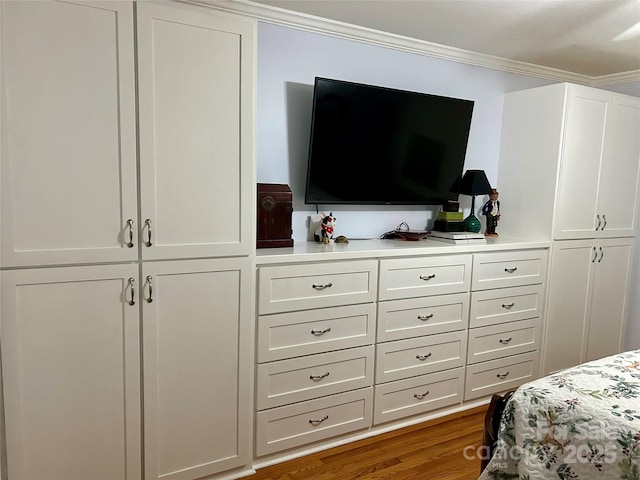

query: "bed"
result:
(479, 349), (640, 480)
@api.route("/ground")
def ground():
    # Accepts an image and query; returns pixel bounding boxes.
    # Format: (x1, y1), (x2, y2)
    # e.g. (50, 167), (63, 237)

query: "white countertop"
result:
(255, 235), (551, 265)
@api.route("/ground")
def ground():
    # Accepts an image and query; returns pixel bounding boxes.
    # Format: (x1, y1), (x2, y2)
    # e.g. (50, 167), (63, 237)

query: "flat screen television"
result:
(305, 77), (474, 205)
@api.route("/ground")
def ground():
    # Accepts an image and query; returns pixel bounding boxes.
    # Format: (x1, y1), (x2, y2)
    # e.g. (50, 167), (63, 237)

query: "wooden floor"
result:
(251, 406), (485, 480)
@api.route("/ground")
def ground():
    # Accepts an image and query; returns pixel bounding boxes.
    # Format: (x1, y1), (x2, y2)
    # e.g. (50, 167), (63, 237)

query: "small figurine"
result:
(314, 212), (336, 244)
(482, 189), (500, 237)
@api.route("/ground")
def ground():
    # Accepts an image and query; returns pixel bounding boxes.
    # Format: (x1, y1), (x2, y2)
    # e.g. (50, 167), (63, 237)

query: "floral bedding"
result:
(479, 350), (640, 480)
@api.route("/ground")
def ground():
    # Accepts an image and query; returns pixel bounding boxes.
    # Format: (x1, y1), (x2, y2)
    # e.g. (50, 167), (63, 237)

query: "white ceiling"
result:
(249, 0), (640, 78)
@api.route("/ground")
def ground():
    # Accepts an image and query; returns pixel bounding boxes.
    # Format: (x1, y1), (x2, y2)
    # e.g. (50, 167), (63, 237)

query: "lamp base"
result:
(463, 213), (481, 233)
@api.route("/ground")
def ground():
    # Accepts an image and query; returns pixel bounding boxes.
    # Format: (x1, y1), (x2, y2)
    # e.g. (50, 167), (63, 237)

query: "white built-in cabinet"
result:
(0, 1), (138, 267)
(496, 83), (640, 375)
(137, 2), (254, 260)
(142, 258), (252, 480)
(254, 245), (547, 458)
(0, 1), (255, 480)
(543, 238), (633, 374)
(1, 265), (142, 480)
(554, 87), (640, 240)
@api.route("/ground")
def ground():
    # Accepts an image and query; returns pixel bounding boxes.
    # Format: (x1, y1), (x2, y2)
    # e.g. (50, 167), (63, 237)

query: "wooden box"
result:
(257, 183), (293, 248)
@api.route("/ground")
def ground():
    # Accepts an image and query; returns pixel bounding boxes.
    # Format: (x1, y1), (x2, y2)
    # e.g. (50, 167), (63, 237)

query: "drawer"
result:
(373, 367), (464, 425)
(471, 249), (548, 290)
(470, 284), (544, 328)
(378, 255), (471, 301)
(467, 318), (541, 364)
(464, 352), (539, 400)
(256, 346), (374, 410)
(375, 330), (466, 383)
(255, 388), (373, 456)
(377, 293), (469, 342)
(258, 260), (378, 314)
(258, 303), (376, 362)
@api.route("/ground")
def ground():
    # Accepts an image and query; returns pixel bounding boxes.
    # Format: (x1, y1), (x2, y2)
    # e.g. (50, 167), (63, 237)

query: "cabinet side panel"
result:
(496, 84), (566, 240)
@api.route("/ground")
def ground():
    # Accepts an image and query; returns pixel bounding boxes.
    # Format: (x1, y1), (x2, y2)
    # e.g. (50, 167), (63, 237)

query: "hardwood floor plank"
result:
(251, 406), (485, 480)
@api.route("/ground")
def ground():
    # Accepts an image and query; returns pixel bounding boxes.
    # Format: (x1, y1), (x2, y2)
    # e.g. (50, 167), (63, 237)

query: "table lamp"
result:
(456, 170), (493, 233)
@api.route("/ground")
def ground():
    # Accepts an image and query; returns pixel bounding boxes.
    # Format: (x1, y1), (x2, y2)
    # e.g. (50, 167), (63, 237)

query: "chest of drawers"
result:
(255, 242), (549, 458)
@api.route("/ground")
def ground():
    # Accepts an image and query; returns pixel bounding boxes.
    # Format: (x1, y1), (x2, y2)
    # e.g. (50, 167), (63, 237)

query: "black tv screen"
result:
(305, 78), (474, 205)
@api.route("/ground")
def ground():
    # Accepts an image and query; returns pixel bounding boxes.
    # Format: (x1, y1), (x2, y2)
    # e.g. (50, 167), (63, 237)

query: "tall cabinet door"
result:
(1, 264), (141, 480)
(543, 240), (594, 375)
(142, 258), (252, 480)
(0, 1), (138, 267)
(586, 238), (632, 361)
(137, 2), (255, 261)
(597, 95), (640, 238)
(553, 86), (609, 240)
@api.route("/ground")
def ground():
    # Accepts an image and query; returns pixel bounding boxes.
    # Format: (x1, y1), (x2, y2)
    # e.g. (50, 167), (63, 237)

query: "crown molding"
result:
(590, 70), (640, 87)
(192, 0), (639, 87)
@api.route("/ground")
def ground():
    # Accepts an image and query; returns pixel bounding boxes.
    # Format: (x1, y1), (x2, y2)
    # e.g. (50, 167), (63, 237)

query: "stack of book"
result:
(430, 231), (486, 244)
(433, 210), (465, 232)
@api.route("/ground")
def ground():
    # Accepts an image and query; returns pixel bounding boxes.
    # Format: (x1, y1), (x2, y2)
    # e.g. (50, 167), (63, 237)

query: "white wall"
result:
(256, 22), (640, 349)
(256, 22), (554, 240)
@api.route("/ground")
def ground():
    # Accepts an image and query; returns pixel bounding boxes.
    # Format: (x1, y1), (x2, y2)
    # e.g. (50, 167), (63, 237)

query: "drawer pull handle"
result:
(595, 214), (602, 231)
(127, 277), (135, 306)
(414, 390), (430, 400)
(311, 327), (332, 336)
(602, 214), (607, 231)
(419, 274), (436, 281)
(125, 219), (134, 248)
(598, 247), (604, 263)
(417, 314), (434, 321)
(309, 415), (329, 425)
(312, 282), (333, 290)
(504, 267), (518, 273)
(416, 353), (432, 361)
(499, 337), (512, 344)
(310, 372), (330, 381)
(496, 371), (510, 379)
(502, 302), (515, 309)
(145, 275), (153, 303)
(144, 218), (153, 247)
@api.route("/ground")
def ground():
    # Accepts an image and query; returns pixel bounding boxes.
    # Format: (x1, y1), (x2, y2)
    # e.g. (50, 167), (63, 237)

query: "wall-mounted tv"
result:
(305, 77), (474, 205)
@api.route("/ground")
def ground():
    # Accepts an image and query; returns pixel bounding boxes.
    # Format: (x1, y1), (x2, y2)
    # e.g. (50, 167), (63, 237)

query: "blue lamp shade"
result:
(454, 170), (493, 233)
